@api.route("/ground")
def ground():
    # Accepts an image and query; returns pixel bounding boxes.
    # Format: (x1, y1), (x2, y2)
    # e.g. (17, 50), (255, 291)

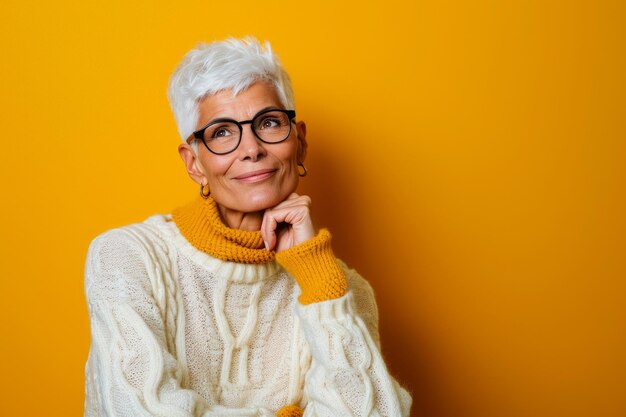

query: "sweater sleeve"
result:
(296, 264), (413, 416)
(274, 229), (348, 304)
(275, 231), (411, 415)
(83, 228), (276, 417)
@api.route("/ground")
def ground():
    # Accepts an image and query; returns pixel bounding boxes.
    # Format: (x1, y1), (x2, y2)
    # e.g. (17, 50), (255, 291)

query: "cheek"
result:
(276, 141), (300, 165)
(199, 153), (232, 182)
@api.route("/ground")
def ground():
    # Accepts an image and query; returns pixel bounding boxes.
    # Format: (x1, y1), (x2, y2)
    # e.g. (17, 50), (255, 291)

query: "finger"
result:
(262, 195), (313, 250)
(269, 195), (311, 211)
(266, 206), (310, 233)
(267, 206), (298, 226)
(265, 205), (304, 251)
(262, 208), (281, 251)
(260, 213), (268, 250)
(261, 212), (269, 251)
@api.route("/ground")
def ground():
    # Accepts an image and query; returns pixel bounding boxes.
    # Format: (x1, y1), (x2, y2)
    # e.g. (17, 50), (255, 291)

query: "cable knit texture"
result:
(83, 204), (413, 416)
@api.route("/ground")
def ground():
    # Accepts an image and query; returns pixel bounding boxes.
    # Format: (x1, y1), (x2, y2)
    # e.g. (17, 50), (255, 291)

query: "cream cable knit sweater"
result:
(83, 213), (412, 416)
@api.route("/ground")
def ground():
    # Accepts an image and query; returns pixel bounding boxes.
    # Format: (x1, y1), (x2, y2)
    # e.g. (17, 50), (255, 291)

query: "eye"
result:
(207, 123), (238, 140)
(213, 128), (231, 138)
(260, 117), (280, 129)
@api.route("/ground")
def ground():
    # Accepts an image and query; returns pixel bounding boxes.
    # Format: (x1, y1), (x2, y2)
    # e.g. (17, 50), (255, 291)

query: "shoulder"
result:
(84, 215), (171, 304)
(86, 215), (168, 265)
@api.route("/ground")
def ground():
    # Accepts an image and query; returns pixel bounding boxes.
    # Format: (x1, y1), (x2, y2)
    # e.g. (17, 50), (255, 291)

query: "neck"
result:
(218, 205), (264, 231)
(170, 196), (275, 264)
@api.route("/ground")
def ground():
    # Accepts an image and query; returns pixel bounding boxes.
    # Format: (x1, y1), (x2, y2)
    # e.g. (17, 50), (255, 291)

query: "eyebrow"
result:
(205, 106), (284, 125)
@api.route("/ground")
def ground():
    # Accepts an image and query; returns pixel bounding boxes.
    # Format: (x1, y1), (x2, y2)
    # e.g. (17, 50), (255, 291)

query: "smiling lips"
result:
(233, 168), (277, 183)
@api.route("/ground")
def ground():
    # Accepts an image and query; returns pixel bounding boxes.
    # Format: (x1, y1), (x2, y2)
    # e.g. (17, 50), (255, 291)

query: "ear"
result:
(295, 120), (308, 164)
(178, 143), (207, 186)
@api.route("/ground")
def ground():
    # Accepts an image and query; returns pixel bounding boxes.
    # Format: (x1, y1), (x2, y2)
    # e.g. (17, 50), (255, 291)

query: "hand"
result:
(261, 193), (315, 252)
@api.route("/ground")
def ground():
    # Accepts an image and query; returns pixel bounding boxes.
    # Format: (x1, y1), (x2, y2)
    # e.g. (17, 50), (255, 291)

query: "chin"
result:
(238, 185), (296, 213)
(239, 192), (285, 212)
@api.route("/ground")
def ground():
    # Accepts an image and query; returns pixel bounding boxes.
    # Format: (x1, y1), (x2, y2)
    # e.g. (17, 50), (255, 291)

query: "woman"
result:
(84, 37), (412, 417)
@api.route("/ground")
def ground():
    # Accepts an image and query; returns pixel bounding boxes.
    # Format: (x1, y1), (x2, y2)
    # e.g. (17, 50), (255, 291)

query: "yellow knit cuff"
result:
(275, 229), (348, 305)
(276, 404), (304, 417)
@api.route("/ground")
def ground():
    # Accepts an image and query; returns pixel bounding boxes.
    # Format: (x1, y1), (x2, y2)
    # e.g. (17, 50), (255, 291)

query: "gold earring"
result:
(199, 182), (210, 199)
(297, 163), (307, 177)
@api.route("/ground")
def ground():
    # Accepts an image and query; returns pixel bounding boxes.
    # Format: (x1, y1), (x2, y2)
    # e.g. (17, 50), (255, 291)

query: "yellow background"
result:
(1, 1), (624, 416)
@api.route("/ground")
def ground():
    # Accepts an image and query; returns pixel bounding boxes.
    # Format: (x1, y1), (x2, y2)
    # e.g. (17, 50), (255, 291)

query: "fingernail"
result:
(264, 241), (269, 251)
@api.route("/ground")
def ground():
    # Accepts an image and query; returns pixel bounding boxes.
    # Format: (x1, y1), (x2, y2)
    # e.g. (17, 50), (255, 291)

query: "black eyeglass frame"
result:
(186, 108), (297, 155)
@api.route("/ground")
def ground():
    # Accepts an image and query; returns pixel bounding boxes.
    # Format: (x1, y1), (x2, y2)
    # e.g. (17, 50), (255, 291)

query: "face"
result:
(179, 80), (307, 214)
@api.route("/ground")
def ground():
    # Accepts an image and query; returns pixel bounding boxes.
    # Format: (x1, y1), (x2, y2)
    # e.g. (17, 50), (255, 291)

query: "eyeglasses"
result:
(187, 108), (297, 155)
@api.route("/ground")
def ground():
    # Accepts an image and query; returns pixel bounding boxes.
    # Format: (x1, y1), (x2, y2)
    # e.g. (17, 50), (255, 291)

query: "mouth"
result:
(232, 168), (277, 183)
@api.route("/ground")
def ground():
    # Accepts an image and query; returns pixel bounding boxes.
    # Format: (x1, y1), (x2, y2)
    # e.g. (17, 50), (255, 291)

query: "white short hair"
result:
(167, 36), (296, 147)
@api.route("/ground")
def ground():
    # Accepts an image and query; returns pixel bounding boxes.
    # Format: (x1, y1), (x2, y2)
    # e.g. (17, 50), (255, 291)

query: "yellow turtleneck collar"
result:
(169, 195), (348, 304)
(170, 196), (275, 264)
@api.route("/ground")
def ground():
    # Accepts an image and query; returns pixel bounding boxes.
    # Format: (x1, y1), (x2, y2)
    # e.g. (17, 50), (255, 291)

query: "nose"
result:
(238, 124), (266, 161)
